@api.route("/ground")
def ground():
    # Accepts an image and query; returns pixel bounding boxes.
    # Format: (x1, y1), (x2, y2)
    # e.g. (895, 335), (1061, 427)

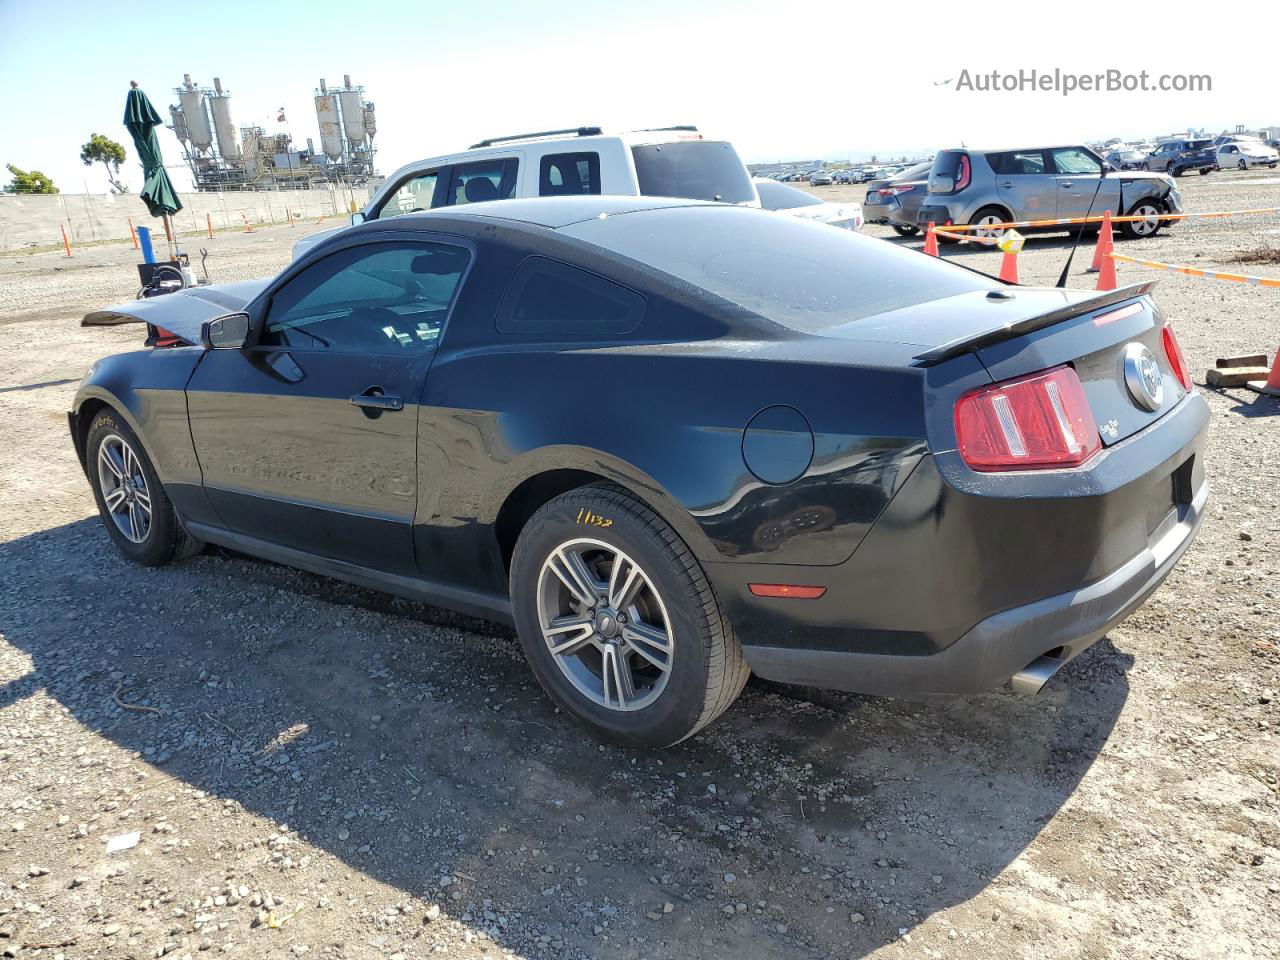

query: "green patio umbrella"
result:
(123, 82), (182, 221)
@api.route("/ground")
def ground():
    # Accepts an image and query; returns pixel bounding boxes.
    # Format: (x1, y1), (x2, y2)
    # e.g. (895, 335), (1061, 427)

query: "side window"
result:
(1050, 148), (1102, 175)
(373, 171), (438, 219)
(447, 159), (518, 206)
(260, 242), (470, 353)
(539, 152), (601, 196)
(497, 257), (644, 336)
(1223, 145), (1238, 154)
(987, 150), (1047, 175)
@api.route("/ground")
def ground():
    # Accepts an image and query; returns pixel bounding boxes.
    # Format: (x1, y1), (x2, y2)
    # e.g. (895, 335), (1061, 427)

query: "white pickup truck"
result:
(293, 125), (760, 259)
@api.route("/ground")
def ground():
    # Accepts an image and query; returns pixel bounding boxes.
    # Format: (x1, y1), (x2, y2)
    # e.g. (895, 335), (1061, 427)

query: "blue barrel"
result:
(137, 225), (156, 264)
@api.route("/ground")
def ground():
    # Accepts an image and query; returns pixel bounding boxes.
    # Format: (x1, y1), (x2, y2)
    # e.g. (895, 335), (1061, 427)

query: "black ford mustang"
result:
(70, 196), (1208, 747)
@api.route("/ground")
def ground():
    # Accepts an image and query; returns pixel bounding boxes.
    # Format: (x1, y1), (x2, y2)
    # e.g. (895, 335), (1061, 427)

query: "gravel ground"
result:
(1, 174), (1277, 960)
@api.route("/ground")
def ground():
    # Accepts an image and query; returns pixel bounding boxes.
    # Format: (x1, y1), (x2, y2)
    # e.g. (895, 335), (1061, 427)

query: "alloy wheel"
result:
(1130, 204), (1161, 237)
(97, 434), (152, 543)
(972, 214), (1005, 241)
(536, 538), (674, 711)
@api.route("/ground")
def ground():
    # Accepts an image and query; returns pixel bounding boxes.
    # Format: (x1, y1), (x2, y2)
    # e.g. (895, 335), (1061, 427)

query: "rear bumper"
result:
(742, 478), (1206, 696)
(917, 203), (953, 225)
(713, 385), (1210, 698)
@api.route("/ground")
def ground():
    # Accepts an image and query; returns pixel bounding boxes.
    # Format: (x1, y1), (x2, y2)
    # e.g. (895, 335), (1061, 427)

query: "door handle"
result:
(998, 181), (1014, 188)
(350, 388), (404, 411)
(1059, 181), (1073, 188)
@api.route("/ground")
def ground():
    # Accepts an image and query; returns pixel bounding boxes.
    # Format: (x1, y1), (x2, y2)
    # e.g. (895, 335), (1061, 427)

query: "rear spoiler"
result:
(912, 281), (1158, 365)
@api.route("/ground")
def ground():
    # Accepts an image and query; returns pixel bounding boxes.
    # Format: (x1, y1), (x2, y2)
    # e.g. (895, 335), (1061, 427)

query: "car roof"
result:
(353, 195), (720, 231)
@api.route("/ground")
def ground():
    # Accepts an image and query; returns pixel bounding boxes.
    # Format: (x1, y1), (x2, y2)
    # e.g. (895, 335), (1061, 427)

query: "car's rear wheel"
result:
(1140, 161), (1151, 171)
(86, 409), (203, 566)
(969, 206), (1009, 242)
(1239, 159), (1248, 170)
(1120, 199), (1165, 239)
(891, 224), (919, 237)
(510, 483), (748, 748)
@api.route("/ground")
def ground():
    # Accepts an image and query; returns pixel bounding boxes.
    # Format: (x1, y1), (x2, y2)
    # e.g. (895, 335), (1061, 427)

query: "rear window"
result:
(497, 257), (645, 336)
(560, 206), (995, 332)
(755, 180), (823, 210)
(631, 141), (755, 204)
(930, 150), (971, 191)
(1188, 139), (1213, 150)
(540, 152), (601, 196)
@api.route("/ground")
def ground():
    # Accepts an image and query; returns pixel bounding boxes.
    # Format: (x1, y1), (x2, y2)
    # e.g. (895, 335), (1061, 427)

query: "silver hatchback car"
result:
(916, 145), (1181, 240)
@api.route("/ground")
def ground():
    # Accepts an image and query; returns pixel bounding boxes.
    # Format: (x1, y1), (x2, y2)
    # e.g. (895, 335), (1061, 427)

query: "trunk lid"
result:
(821, 281), (1184, 446)
(82, 280), (267, 346)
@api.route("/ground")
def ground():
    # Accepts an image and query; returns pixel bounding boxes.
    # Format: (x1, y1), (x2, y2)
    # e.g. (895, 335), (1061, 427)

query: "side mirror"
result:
(201, 312), (250, 350)
(1102, 162), (1116, 174)
(930, 174), (955, 194)
(350, 211), (366, 226)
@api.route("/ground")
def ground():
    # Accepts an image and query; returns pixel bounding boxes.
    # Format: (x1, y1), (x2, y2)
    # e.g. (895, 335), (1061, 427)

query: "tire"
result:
(1119, 199), (1165, 239)
(510, 483), (748, 748)
(890, 224), (920, 237)
(968, 205), (1010, 242)
(1199, 167), (1212, 175)
(86, 409), (203, 566)
(1239, 159), (1248, 171)
(1140, 161), (1150, 171)
(1169, 165), (1182, 177)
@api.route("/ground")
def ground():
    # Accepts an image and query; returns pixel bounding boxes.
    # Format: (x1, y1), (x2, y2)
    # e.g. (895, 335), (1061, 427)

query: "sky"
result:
(1, 0), (1276, 195)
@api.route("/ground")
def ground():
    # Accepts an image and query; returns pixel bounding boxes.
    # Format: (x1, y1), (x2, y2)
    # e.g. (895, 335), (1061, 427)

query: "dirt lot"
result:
(1, 174), (1277, 960)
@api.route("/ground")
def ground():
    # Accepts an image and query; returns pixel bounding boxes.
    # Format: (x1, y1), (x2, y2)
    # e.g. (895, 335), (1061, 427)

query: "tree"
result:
(4, 164), (59, 194)
(80, 133), (128, 193)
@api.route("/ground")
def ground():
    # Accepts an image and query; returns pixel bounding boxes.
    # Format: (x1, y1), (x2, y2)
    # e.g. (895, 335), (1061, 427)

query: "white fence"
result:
(0, 185), (376, 251)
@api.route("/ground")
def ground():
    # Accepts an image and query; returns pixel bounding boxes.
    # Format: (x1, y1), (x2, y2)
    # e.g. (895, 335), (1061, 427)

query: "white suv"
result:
(293, 126), (759, 259)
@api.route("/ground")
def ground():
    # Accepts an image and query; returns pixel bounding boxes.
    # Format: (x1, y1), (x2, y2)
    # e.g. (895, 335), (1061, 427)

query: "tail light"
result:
(1161, 324), (1192, 391)
(877, 184), (915, 197)
(954, 365), (1101, 471)
(955, 154), (972, 191)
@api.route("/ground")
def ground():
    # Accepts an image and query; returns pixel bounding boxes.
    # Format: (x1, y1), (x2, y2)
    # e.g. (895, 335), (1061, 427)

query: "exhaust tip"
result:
(1010, 654), (1065, 696)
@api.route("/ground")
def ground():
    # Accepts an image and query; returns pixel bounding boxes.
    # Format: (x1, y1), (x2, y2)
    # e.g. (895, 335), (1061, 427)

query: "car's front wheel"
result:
(86, 409), (203, 566)
(510, 484), (748, 748)
(1120, 199), (1165, 239)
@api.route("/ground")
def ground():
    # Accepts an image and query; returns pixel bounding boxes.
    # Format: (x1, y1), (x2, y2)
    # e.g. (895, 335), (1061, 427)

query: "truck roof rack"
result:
(469, 126), (603, 149)
(630, 125), (699, 133)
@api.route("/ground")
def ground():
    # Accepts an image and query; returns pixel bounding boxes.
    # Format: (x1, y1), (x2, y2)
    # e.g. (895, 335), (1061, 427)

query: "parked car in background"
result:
(862, 161), (933, 236)
(1216, 140), (1279, 170)
(753, 177), (862, 230)
(808, 170), (834, 186)
(71, 195), (1207, 747)
(292, 125), (759, 260)
(1144, 138), (1217, 177)
(1105, 147), (1147, 170)
(918, 145), (1181, 240)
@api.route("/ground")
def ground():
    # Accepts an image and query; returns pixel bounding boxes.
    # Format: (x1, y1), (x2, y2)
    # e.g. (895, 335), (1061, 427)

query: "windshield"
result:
(755, 180), (824, 210)
(631, 141), (756, 204)
(561, 205), (996, 332)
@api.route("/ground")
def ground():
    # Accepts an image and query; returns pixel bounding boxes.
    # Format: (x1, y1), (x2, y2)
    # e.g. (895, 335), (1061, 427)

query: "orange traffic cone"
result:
(923, 222), (938, 257)
(1087, 210), (1113, 273)
(1247, 348), (1280, 397)
(1095, 249), (1117, 291)
(998, 250), (1019, 283)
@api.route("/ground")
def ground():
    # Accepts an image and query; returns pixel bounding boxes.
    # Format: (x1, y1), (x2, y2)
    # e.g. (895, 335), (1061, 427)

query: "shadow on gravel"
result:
(0, 517), (1132, 959)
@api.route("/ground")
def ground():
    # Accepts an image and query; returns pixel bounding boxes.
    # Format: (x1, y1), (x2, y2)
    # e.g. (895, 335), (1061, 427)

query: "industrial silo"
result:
(314, 80), (344, 161)
(339, 76), (366, 145)
(362, 103), (377, 139)
(178, 75), (212, 153)
(209, 77), (241, 162)
(169, 103), (189, 144)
